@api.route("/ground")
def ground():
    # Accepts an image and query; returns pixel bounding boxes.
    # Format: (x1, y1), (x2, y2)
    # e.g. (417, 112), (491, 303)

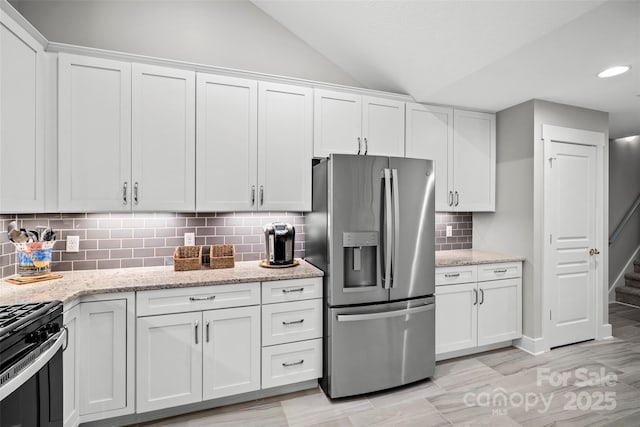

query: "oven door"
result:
(0, 331), (65, 427)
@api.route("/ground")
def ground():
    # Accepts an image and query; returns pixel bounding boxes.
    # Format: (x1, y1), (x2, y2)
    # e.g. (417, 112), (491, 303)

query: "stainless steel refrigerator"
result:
(306, 154), (435, 398)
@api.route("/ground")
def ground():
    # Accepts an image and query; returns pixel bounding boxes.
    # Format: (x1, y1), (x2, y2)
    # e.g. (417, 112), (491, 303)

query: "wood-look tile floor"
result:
(135, 303), (640, 427)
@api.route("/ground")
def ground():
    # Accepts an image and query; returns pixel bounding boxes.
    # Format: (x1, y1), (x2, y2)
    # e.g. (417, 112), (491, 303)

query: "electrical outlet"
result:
(446, 225), (453, 237)
(184, 232), (195, 246)
(66, 235), (80, 253)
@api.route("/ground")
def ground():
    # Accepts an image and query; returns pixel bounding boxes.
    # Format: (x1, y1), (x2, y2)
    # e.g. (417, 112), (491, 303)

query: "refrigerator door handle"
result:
(391, 168), (400, 288)
(382, 168), (393, 289)
(336, 303), (434, 322)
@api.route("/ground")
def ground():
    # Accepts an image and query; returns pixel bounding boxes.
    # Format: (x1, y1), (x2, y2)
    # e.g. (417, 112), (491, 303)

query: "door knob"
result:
(589, 248), (600, 256)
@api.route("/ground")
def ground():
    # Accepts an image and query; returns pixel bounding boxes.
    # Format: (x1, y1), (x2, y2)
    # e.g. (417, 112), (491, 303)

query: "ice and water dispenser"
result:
(342, 231), (378, 288)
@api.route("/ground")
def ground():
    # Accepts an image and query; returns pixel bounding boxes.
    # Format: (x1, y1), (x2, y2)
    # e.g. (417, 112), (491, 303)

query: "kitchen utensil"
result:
(7, 221), (20, 242)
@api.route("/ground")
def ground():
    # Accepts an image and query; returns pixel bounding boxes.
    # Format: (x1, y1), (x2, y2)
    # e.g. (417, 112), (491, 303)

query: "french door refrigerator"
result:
(306, 154), (435, 398)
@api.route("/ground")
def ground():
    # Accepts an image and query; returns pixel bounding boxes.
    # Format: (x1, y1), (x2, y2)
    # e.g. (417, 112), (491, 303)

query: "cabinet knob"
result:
(589, 248), (600, 256)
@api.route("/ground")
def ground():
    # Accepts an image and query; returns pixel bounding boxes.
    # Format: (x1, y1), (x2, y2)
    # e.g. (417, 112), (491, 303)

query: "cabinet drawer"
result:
(435, 265), (477, 286)
(137, 282), (260, 316)
(261, 277), (323, 304)
(477, 262), (522, 282)
(262, 299), (322, 346)
(261, 339), (322, 389)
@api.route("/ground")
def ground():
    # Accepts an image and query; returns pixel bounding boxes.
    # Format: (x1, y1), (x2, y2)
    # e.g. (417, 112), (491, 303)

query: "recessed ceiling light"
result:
(598, 66), (631, 78)
(616, 135), (639, 143)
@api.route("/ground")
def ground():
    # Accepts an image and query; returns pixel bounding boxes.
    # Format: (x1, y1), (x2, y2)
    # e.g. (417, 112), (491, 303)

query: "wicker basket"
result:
(173, 246), (202, 271)
(210, 244), (235, 269)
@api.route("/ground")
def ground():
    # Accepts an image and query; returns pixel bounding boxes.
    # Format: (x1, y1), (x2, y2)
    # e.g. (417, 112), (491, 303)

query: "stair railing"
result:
(609, 192), (640, 245)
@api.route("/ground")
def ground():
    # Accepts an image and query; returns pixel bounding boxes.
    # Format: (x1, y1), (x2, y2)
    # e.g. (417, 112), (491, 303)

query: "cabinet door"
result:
(0, 12), (45, 213)
(132, 64), (195, 211)
(452, 109), (495, 211)
(477, 278), (522, 346)
(362, 96), (405, 157)
(313, 89), (361, 158)
(258, 82), (312, 211)
(63, 304), (80, 427)
(58, 54), (131, 212)
(78, 299), (128, 416)
(202, 306), (260, 400)
(435, 283), (478, 354)
(136, 312), (202, 413)
(196, 73), (257, 211)
(405, 103), (453, 211)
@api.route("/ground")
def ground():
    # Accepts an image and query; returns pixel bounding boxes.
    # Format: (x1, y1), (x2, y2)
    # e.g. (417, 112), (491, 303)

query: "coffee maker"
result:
(263, 223), (295, 265)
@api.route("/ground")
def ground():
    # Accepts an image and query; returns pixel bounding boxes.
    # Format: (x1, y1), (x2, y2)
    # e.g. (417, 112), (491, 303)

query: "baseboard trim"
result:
(436, 341), (513, 361)
(514, 335), (546, 355)
(598, 323), (613, 340)
(609, 244), (640, 301)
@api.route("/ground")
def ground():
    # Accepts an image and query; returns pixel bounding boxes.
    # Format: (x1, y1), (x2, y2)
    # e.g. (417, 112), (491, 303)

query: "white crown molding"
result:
(46, 41), (415, 102)
(0, 0), (47, 47)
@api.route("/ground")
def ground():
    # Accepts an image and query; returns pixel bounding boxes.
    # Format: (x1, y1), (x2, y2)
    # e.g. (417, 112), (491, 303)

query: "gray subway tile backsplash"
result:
(0, 211), (470, 277)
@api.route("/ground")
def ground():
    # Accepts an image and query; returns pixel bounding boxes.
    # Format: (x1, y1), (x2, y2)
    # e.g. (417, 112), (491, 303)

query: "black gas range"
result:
(0, 301), (64, 427)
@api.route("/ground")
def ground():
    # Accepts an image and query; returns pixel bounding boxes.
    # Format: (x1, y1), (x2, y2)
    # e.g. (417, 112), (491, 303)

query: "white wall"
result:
(608, 135), (640, 294)
(474, 100), (536, 336)
(8, 0), (361, 87)
(474, 99), (609, 340)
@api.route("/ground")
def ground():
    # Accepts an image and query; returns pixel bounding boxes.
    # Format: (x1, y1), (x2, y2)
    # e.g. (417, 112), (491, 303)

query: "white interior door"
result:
(545, 138), (598, 348)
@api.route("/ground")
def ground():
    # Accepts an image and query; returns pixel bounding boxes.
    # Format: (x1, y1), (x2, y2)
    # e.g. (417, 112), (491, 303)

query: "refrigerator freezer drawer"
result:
(262, 339), (322, 389)
(325, 297), (435, 398)
(262, 299), (323, 346)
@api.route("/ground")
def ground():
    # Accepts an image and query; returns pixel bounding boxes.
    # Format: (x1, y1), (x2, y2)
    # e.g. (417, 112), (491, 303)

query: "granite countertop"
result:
(436, 249), (525, 267)
(0, 259), (323, 306)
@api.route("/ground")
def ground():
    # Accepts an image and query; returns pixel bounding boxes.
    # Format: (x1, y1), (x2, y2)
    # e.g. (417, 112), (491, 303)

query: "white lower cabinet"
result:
(202, 306), (261, 400)
(67, 294), (135, 424)
(78, 297), (134, 420)
(260, 277), (323, 389)
(436, 262), (522, 359)
(62, 304), (80, 427)
(136, 285), (261, 413)
(262, 339), (322, 389)
(136, 311), (203, 413)
(435, 282), (478, 354)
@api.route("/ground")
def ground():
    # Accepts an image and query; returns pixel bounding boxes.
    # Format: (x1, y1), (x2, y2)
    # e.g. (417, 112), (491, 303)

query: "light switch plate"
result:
(66, 235), (80, 252)
(446, 225), (453, 237)
(184, 232), (195, 246)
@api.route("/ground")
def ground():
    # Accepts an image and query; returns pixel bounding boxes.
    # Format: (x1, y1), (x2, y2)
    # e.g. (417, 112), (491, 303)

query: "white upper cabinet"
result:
(258, 81), (313, 211)
(405, 104), (495, 212)
(58, 54), (132, 212)
(313, 90), (362, 157)
(197, 76), (312, 212)
(0, 11), (45, 213)
(313, 89), (404, 158)
(361, 96), (405, 157)
(196, 74), (258, 211)
(452, 109), (495, 212)
(132, 64), (195, 211)
(405, 103), (453, 211)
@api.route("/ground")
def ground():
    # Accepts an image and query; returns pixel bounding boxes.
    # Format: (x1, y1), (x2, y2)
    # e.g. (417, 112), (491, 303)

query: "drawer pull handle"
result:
(282, 359), (304, 367)
(282, 288), (304, 294)
(282, 319), (305, 325)
(494, 269), (507, 274)
(444, 273), (460, 278)
(190, 296), (216, 302)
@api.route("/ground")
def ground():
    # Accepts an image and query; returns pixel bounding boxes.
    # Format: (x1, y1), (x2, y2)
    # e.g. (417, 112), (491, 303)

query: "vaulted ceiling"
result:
(253, 0), (640, 139)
